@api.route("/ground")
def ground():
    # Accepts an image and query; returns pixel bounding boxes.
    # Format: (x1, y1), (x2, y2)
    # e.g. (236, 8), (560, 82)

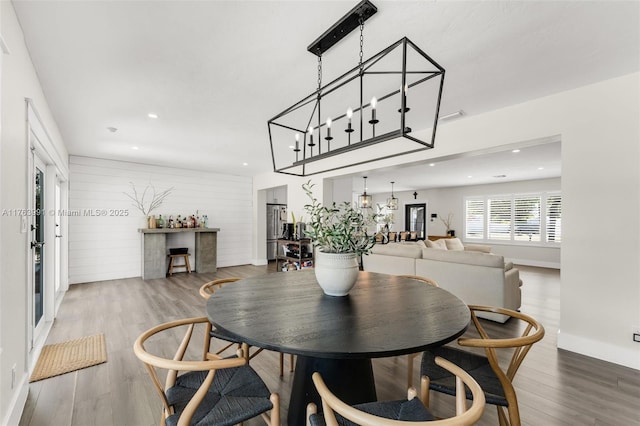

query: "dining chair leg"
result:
(289, 354), (295, 372)
(498, 406), (509, 426)
(420, 375), (431, 407)
(406, 352), (417, 388)
(279, 353), (284, 377)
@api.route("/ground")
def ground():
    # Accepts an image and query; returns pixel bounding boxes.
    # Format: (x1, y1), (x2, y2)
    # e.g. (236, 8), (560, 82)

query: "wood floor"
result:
(19, 264), (640, 426)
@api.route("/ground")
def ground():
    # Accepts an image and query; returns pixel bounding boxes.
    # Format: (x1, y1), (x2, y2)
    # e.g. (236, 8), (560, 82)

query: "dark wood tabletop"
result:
(206, 269), (469, 425)
(206, 269), (469, 359)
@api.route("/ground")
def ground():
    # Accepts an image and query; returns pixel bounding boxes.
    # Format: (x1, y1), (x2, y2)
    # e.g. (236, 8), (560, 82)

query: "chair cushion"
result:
(421, 346), (508, 407)
(309, 397), (435, 426)
(165, 365), (273, 426)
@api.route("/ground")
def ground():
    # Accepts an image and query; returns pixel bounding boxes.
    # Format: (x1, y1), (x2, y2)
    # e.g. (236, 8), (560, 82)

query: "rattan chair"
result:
(398, 275), (440, 389)
(306, 356), (485, 425)
(420, 306), (545, 426)
(133, 316), (279, 426)
(199, 278), (294, 376)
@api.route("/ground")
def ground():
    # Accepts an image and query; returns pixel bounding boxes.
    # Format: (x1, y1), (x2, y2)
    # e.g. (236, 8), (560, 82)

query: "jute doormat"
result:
(29, 334), (107, 382)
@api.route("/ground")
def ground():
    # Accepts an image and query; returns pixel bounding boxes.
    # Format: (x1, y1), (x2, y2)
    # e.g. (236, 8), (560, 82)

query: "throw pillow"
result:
(426, 239), (448, 250)
(444, 237), (465, 251)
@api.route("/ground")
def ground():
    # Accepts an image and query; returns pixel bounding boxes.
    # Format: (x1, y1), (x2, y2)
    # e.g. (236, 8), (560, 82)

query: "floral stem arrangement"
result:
(440, 212), (453, 232)
(302, 180), (375, 257)
(124, 182), (174, 216)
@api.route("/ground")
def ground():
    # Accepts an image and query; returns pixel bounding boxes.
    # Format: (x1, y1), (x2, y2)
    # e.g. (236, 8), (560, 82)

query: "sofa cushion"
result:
(371, 243), (423, 259)
(464, 244), (492, 254)
(444, 238), (465, 251)
(425, 239), (448, 250)
(421, 247), (504, 268)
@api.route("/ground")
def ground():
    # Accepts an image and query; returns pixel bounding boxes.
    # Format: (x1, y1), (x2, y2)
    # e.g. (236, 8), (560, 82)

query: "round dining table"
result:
(205, 269), (470, 425)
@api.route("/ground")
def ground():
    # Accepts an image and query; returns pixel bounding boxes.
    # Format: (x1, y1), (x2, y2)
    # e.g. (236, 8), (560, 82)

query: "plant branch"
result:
(124, 182), (174, 216)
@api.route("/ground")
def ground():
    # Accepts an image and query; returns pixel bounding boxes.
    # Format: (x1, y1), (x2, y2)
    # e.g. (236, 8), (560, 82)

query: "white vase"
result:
(314, 250), (359, 296)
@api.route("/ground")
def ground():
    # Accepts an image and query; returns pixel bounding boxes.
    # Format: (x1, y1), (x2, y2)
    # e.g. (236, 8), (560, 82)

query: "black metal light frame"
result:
(268, 1), (445, 177)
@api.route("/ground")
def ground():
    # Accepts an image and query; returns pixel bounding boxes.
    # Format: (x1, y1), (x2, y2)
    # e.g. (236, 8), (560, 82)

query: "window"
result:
(464, 192), (561, 245)
(514, 195), (541, 242)
(464, 199), (484, 240)
(488, 197), (511, 240)
(546, 194), (562, 243)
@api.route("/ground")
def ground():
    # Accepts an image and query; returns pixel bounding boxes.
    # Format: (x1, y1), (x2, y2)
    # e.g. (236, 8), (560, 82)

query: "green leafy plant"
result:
(303, 180), (376, 256)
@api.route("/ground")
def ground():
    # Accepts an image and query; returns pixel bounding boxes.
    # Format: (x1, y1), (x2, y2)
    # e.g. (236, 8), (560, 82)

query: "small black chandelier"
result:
(387, 181), (398, 210)
(268, 0), (445, 176)
(359, 176), (372, 209)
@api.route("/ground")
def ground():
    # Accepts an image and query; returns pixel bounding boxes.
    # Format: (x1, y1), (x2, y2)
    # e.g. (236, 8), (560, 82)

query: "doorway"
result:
(405, 203), (426, 239)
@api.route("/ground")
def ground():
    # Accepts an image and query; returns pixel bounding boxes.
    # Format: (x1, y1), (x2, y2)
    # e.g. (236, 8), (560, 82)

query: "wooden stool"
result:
(167, 254), (191, 276)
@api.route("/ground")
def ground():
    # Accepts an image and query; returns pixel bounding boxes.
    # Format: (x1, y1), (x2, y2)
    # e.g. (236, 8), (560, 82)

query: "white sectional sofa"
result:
(362, 239), (522, 323)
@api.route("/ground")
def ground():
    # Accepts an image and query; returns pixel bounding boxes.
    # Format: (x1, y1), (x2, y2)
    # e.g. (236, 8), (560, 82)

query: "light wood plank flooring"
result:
(20, 264), (640, 425)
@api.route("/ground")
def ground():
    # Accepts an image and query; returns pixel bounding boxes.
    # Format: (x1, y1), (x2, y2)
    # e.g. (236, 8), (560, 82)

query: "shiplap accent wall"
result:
(68, 156), (252, 284)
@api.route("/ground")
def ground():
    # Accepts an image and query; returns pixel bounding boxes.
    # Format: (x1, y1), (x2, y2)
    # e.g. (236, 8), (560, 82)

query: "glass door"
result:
(54, 178), (62, 294)
(31, 156), (46, 335)
(405, 203), (426, 239)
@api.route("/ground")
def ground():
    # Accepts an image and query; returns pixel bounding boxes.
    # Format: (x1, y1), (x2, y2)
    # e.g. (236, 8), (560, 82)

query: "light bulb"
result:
(346, 108), (353, 119)
(371, 97), (377, 109)
(326, 118), (332, 128)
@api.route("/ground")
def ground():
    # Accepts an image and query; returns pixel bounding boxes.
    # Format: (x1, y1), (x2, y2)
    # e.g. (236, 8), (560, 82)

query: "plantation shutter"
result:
(514, 195), (541, 242)
(546, 194), (562, 242)
(488, 197), (511, 240)
(465, 199), (485, 239)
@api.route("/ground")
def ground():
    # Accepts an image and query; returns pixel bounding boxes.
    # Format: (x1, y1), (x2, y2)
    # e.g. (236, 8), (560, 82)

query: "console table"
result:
(138, 228), (219, 279)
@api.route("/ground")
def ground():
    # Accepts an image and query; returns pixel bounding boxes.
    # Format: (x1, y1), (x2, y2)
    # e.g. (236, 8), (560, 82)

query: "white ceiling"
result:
(11, 0), (640, 192)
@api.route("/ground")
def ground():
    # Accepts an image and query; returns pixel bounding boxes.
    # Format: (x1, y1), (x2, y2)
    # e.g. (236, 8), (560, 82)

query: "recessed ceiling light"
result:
(242, 162), (248, 166)
(132, 146), (139, 150)
(428, 163), (435, 167)
(467, 175), (473, 178)
(107, 126), (118, 133)
(538, 167), (544, 170)
(148, 113), (158, 119)
(512, 149), (520, 153)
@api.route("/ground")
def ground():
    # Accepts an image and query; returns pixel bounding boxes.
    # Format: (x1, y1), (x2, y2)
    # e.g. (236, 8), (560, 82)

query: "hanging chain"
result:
(317, 55), (323, 95)
(358, 17), (364, 74)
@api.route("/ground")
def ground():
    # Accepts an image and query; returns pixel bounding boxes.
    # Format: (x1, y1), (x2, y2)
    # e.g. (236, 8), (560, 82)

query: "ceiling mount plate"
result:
(307, 0), (377, 57)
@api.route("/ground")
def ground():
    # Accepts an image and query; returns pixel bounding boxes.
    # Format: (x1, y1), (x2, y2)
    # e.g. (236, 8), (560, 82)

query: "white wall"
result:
(68, 156), (253, 284)
(0, 2), (69, 423)
(252, 73), (640, 369)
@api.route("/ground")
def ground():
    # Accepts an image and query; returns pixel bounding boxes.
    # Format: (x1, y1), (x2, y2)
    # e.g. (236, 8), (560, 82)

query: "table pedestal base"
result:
(288, 356), (377, 425)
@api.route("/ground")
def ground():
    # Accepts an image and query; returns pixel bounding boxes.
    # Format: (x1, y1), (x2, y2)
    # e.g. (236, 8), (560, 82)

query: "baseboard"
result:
(252, 258), (268, 266)
(558, 330), (640, 370)
(508, 258), (560, 269)
(2, 374), (28, 426)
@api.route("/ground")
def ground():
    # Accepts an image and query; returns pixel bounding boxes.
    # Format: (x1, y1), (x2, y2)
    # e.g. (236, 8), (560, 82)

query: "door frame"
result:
(25, 99), (69, 364)
(405, 203), (427, 240)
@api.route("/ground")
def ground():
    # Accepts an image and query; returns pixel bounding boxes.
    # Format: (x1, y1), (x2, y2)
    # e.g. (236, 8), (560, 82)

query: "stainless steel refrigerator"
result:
(266, 204), (287, 261)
